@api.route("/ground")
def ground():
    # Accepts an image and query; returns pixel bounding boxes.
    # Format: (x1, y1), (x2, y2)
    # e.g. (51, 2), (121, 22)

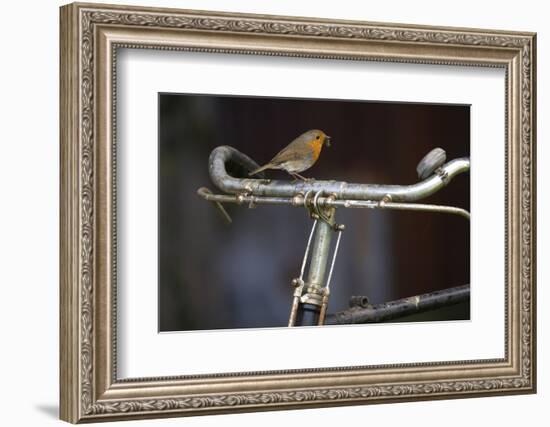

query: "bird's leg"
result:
(288, 172), (300, 182)
(292, 172), (313, 182)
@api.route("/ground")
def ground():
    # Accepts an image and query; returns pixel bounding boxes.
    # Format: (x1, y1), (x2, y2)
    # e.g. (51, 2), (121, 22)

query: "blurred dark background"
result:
(158, 93), (470, 332)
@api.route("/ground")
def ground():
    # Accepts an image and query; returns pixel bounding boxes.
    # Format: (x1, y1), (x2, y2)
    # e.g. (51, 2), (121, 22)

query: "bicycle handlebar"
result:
(208, 146), (469, 202)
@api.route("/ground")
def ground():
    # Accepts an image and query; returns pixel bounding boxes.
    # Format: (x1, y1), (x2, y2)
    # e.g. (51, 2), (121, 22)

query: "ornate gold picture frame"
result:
(60, 2), (536, 423)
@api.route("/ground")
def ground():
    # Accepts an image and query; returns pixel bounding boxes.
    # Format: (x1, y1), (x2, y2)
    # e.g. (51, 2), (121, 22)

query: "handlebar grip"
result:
(416, 148), (447, 180)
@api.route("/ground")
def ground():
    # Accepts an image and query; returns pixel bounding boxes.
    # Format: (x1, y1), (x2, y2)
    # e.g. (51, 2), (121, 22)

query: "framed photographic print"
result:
(60, 2), (537, 423)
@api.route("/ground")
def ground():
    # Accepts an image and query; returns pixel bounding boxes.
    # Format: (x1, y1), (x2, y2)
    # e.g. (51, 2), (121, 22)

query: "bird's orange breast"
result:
(307, 139), (323, 161)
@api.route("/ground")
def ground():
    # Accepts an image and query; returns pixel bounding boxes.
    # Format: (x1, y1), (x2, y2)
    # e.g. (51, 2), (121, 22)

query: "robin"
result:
(248, 129), (332, 180)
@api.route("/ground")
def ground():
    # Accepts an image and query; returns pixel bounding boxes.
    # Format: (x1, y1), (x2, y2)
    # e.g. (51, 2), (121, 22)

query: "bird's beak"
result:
(325, 135), (332, 147)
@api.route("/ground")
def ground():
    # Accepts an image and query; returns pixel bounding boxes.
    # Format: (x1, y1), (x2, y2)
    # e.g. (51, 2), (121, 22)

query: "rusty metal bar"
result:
(324, 284), (470, 325)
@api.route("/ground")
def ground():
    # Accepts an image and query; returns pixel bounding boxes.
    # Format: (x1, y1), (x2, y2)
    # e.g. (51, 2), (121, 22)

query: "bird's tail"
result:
(248, 164), (272, 176)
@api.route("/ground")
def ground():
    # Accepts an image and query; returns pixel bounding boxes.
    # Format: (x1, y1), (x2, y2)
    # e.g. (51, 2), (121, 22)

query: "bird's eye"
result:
(316, 136), (320, 140)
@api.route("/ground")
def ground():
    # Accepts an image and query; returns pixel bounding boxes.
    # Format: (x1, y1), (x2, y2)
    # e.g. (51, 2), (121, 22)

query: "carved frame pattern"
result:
(60, 2), (536, 423)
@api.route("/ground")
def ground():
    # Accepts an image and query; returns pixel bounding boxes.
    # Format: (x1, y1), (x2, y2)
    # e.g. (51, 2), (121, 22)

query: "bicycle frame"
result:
(198, 146), (470, 327)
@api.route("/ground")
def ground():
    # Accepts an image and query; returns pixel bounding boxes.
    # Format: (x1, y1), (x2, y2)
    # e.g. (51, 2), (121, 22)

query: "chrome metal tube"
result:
(209, 146), (470, 202)
(295, 208), (335, 326)
(306, 209), (335, 289)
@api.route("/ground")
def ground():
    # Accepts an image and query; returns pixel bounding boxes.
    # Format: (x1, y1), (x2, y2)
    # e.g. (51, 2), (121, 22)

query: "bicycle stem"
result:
(293, 207), (335, 327)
